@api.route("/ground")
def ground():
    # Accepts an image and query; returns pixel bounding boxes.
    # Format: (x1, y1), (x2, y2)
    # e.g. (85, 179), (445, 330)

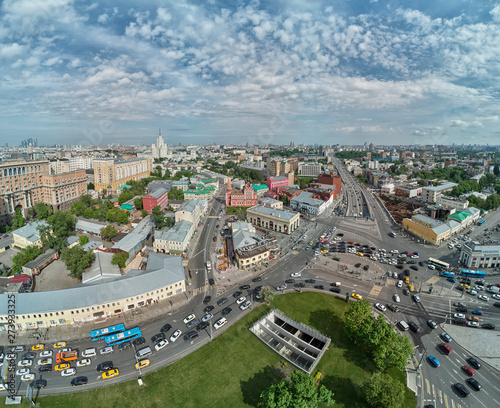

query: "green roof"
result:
(202, 178), (216, 184)
(252, 184), (269, 191)
(118, 184), (132, 190)
(448, 211), (470, 222)
(184, 186), (216, 195)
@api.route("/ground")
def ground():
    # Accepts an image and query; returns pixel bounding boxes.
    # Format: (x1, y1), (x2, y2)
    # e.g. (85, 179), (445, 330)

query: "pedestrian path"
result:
(426, 275), (440, 285)
(368, 285), (382, 298)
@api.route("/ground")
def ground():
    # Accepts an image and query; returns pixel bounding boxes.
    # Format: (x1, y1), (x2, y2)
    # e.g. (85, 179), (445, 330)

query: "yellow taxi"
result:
(53, 342), (67, 348)
(32, 344), (45, 351)
(135, 359), (150, 370)
(460, 283), (470, 290)
(356, 252), (364, 257)
(408, 284), (414, 292)
(321, 250), (328, 254)
(55, 363), (70, 371)
(351, 293), (363, 300)
(102, 369), (119, 379)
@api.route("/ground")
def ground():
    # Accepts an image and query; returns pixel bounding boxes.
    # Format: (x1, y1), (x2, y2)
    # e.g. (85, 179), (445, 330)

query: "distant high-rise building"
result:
(152, 129), (168, 159)
(319, 146), (324, 156)
(369, 143), (374, 151)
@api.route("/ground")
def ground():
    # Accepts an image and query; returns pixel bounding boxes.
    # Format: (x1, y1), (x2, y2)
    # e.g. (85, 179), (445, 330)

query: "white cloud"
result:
(97, 13), (108, 24)
(0, 42), (25, 58)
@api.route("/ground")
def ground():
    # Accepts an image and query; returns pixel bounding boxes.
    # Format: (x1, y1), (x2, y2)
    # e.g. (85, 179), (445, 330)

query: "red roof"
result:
(9, 274), (31, 284)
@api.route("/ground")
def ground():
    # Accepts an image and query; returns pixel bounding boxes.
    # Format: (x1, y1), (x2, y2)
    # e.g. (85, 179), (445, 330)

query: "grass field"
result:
(34, 292), (416, 408)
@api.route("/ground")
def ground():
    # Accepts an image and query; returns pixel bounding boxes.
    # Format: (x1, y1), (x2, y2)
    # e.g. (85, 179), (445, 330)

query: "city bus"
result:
(440, 271), (455, 278)
(104, 327), (142, 346)
(427, 258), (450, 271)
(90, 324), (125, 342)
(460, 269), (485, 279)
(477, 218), (486, 226)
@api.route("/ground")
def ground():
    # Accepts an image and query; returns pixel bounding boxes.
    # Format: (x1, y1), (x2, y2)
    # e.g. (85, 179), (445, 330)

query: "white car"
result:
(154, 339), (169, 351)
(492, 294), (500, 300)
(453, 313), (465, 319)
(239, 300), (251, 311)
(169, 330), (182, 343)
(60, 348), (72, 353)
(21, 373), (35, 382)
(478, 295), (489, 301)
(40, 350), (53, 358)
(393, 294), (400, 303)
(375, 303), (386, 312)
(276, 284), (287, 291)
(183, 314), (196, 324)
(17, 359), (32, 367)
(391, 249), (399, 254)
(201, 313), (214, 322)
(397, 280), (403, 288)
(213, 317), (227, 330)
(428, 265), (436, 270)
(61, 368), (76, 377)
(37, 358), (52, 366)
(290, 272), (301, 278)
(236, 296), (246, 305)
(16, 368), (30, 376)
(467, 321), (479, 327)
(76, 359), (91, 367)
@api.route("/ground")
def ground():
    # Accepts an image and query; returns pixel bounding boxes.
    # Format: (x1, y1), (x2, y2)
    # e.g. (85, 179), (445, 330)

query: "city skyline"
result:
(1, 0), (499, 146)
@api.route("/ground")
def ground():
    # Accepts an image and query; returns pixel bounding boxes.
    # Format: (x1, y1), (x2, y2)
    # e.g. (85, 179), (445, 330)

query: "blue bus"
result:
(477, 218), (485, 226)
(460, 269), (485, 279)
(440, 271), (455, 278)
(90, 324), (125, 342)
(105, 327), (142, 346)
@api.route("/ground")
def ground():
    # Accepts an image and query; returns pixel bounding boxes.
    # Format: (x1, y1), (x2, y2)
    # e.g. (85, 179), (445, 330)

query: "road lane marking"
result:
(451, 399), (455, 408)
(439, 389), (443, 404)
(445, 393), (449, 408)
(426, 379), (430, 394)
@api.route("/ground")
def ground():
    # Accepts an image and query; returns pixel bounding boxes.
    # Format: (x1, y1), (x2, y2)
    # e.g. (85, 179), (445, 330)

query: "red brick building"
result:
(226, 179), (258, 207)
(309, 173), (342, 199)
(143, 187), (169, 214)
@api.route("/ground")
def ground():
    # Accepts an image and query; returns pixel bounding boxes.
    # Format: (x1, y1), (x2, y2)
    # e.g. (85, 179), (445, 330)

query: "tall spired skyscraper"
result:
(152, 129), (168, 159)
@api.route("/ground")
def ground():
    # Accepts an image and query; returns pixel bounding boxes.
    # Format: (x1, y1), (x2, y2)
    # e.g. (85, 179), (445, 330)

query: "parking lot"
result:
(34, 259), (79, 292)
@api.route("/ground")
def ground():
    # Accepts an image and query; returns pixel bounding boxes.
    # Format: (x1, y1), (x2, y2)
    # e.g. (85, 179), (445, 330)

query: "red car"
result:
(213, 236), (217, 242)
(462, 365), (475, 376)
(348, 241), (354, 244)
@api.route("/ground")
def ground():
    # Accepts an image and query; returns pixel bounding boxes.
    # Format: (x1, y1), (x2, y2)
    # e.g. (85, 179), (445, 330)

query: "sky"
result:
(0, 0), (499, 147)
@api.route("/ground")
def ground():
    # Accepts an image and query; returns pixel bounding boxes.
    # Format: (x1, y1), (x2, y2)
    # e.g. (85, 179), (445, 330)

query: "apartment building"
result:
(93, 157), (153, 194)
(41, 169), (87, 211)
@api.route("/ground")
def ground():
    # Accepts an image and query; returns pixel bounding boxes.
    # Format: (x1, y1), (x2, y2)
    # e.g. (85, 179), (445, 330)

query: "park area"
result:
(35, 292), (415, 408)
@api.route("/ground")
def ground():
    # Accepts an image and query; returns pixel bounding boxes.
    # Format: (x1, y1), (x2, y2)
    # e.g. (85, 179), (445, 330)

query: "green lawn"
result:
(35, 293), (415, 408)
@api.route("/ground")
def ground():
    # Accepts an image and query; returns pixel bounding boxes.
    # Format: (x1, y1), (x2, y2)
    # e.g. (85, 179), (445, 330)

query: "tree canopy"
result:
(151, 206), (167, 229)
(12, 245), (43, 274)
(259, 370), (334, 408)
(363, 372), (405, 408)
(39, 210), (76, 252)
(61, 246), (95, 280)
(111, 252), (129, 268)
(100, 224), (119, 241)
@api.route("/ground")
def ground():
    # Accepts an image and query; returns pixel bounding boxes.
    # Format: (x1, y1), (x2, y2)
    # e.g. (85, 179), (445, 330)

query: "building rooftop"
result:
(145, 187), (168, 199)
(291, 191), (325, 207)
(252, 184), (269, 191)
(248, 205), (298, 220)
(448, 211), (471, 222)
(13, 221), (47, 241)
(75, 219), (107, 235)
(82, 251), (121, 284)
(422, 182), (458, 192)
(155, 220), (193, 243)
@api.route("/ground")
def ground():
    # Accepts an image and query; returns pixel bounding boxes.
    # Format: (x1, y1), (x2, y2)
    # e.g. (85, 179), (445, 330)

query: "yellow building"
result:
(93, 157), (153, 194)
(402, 214), (451, 245)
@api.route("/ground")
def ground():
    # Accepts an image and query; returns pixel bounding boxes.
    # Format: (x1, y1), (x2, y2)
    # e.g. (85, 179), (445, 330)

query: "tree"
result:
(12, 245), (43, 274)
(168, 187), (184, 200)
(87, 182), (95, 190)
(151, 206), (166, 229)
(141, 209), (149, 218)
(165, 217), (173, 228)
(363, 372), (404, 408)
(79, 235), (89, 245)
(134, 197), (144, 210)
(259, 370), (334, 408)
(118, 190), (134, 205)
(343, 299), (373, 341)
(60, 246), (95, 280)
(100, 224), (118, 241)
(39, 211), (76, 252)
(260, 286), (275, 304)
(31, 202), (53, 220)
(10, 207), (26, 230)
(111, 252), (129, 268)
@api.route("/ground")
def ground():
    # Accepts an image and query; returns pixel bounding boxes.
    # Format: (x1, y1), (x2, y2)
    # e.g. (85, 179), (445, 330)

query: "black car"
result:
(494, 302), (500, 308)
(305, 279), (316, 283)
(204, 305), (215, 313)
(118, 341), (132, 351)
(254, 286), (262, 293)
(132, 337), (146, 347)
(285, 279), (295, 284)
(456, 306), (468, 313)
(239, 284), (251, 290)
(221, 307), (232, 316)
(468, 357), (481, 370)
(454, 382), (470, 397)
(31, 379), (47, 389)
(396, 265), (404, 270)
(332, 257), (340, 261)
(252, 277), (262, 282)
(363, 265), (369, 271)
(196, 321), (209, 331)
(151, 333), (165, 344)
(71, 376), (88, 386)
(203, 296), (212, 304)
(354, 263), (361, 268)
(418, 261), (425, 266)
(404, 269), (410, 276)
(314, 285), (325, 290)
(466, 378), (482, 391)
(209, 278), (215, 285)
(329, 287), (341, 293)
(97, 361), (114, 372)
(387, 304), (399, 312)
(407, 260), (416, 264)
(160, 323), (172, 333)
(409, 321), (420, 333)
(294, 283), (305, 288)
(38, 365), (52, 373)
(232, 291), (242, 298)
(184, 330), (199, 341)
(217, 297), (228, 306)
(410, 265), (419, 271)
(482, 323), (495, 330)
(22, 352), (36, 360)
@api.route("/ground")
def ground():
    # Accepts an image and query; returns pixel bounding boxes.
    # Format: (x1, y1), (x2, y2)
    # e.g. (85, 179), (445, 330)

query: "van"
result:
(136, 346), (152, 359)
(397, 320), (409, 331)
(82, 348), (96, 358)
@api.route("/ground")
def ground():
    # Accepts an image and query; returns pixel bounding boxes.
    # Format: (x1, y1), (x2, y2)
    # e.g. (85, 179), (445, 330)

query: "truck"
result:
(486, 286), (499, 294)
(56, 350), (78, 363)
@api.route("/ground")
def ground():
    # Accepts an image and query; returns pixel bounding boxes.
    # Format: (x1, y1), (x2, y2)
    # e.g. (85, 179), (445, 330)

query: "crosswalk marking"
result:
(368, 285), (382, 298)
(439, 389), (443, 404)
(445, 393), (449, 408)
(426, 276), (440, 285)
(426, 379), (430, 394)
